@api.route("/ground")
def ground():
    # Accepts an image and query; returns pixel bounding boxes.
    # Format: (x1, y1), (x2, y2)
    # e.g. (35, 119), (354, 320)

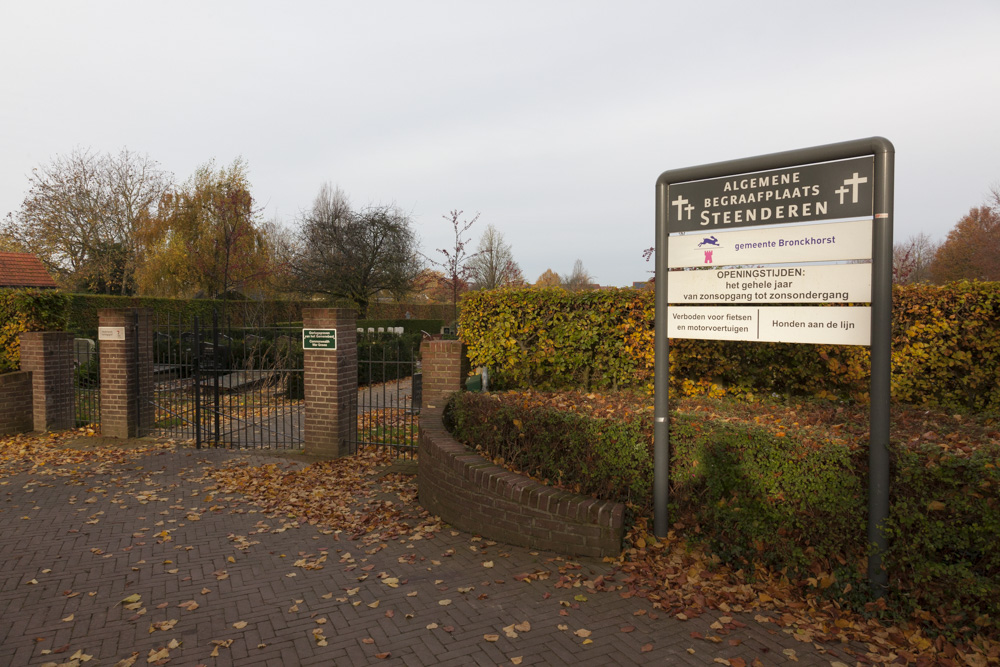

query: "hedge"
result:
(447, 391), (1000, 634)
(459, 281), (1000, 410)
(64, 294), (346, 337)
(0, 289), (71, 373)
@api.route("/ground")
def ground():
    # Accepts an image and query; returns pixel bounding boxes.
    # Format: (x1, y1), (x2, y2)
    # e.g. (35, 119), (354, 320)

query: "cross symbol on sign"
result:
(838, 172), (869, 204)
(672, 195), (694, 220)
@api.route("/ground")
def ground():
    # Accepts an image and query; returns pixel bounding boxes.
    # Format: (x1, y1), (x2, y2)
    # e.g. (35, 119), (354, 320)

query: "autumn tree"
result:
(424, 210), (479, 323)
(534, 268), (562, 288)
(893, 232), (941, 284)
(929, 205), (1000, 283)
(411, 269), (452, 303)
(467, 223), (524, 290)
(139, 158), (271, 298)
(561, 259), (595, 292)
(3, 147), (171, 294)
(290, 183), (421, 317)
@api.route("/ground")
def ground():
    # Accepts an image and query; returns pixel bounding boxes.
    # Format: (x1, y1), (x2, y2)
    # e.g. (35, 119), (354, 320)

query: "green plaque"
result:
(302, 328), (337, 350)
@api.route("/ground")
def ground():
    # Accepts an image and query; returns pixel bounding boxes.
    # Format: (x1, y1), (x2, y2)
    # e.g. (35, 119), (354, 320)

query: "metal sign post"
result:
(653, 137), (894, 591)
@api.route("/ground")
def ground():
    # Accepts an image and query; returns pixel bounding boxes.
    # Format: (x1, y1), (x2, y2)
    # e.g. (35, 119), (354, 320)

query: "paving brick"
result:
(0, 443), (871, 666)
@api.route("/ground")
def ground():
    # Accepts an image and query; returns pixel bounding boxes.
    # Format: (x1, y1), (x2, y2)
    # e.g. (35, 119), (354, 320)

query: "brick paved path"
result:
(0, 443), (848, 666)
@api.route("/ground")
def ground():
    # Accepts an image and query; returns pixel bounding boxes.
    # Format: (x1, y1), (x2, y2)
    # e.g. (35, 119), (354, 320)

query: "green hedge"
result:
(65, 294), (339, 337)
(459, 281), (1000, 410)
(447, 391), (1000, 634)
(0, 289), (71, 372)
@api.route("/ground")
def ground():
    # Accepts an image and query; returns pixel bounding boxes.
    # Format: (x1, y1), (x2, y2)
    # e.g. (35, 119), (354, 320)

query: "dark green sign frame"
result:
(654, 137), (894, 591)
(302, 328), (337, 350)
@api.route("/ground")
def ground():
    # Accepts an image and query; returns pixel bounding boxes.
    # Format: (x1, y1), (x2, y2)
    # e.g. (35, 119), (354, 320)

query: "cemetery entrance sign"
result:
(653, 137), (894, 589)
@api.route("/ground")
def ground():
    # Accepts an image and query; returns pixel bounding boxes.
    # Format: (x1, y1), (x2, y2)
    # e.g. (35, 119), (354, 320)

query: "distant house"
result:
(0, 252), (59, 289)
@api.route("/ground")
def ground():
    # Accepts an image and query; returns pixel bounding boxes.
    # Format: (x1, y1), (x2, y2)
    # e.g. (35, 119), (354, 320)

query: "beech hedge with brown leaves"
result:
(459, 281), (1000, 410)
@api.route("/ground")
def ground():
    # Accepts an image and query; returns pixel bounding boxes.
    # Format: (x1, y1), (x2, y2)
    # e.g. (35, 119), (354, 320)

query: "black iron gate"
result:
(145, 311), (304, 449)
(73, 335), (100, 429)
(351, 330), (421, 458)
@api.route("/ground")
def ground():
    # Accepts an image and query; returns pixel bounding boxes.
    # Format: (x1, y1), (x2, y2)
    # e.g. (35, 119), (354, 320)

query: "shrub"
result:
(446, 391), (1000, 632)
(447, 392), (652, 507)
(459, 281), (1000, 410)
(0, 289), (71, 372)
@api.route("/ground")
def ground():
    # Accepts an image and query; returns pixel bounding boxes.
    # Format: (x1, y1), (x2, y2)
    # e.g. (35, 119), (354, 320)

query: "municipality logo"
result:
(697, 236), (721, 264)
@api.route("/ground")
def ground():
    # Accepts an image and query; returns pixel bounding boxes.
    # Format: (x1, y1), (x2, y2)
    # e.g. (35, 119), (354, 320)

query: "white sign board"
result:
(668, 306), (871, 345)
(98, 326), (125, 341)
(667, 263), (871, 304)
(667, 219), (872, 268)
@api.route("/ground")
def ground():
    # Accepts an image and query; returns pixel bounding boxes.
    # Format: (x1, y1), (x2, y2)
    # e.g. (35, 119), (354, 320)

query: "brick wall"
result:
(19, 331), (74, 432)
(418, 406), (624, 559)
(0, 371), (34, 435)
(419, 340), (469, 410)
(98, 309), (154, 438)
(303, 308), (357, 457)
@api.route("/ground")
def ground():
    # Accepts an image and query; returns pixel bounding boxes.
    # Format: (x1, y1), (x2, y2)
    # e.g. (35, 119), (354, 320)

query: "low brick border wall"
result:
(418, 405), (624, 558)
(0, 371), (34, 435)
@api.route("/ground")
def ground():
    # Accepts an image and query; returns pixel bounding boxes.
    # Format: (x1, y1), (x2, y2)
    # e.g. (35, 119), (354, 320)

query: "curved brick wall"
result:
(418, 406), (624, 558)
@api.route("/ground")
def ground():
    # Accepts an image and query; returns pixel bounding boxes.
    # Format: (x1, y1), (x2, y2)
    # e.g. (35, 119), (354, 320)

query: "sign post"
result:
(654, 137), (894, 591)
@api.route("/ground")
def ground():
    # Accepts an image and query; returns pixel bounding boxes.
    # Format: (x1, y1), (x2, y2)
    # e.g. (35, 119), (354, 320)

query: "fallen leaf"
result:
(146, 646), (169, 662)
(233, 621), (247, 629)
(62, 614), (74, 622)
(511, 658), (523, 665)
(112, 652), (139, 667)
(484, 634), (499, 642)
(574, 628), (592, 638)
(641, 643), (653, 652)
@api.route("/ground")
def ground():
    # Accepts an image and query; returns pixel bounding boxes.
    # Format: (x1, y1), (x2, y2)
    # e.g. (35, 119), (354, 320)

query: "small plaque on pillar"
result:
(303, 329), (337, 350)
(98, 326), (125, 341)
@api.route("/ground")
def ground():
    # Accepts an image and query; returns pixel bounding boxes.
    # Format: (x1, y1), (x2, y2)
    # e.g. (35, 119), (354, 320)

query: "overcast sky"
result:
(2, 1), (998, 287)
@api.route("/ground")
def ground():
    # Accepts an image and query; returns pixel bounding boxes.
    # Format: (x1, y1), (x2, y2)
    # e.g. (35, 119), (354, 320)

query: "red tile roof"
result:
(0, 252), (60, 288)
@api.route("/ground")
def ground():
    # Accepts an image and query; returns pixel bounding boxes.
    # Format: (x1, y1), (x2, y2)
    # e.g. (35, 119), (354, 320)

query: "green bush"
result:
(446, 391), (1000, 633)
(0, 289), (71, 372)
(447, 392), (652, 506)
(884, 443), (1000, 625)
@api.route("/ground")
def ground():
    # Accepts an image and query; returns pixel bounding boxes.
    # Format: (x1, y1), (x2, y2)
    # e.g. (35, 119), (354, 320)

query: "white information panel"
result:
(98, 326), (125, 341)
(667, 219), (872, 268)
(667, 263), (871, 304)
(668, 306), (871, 345)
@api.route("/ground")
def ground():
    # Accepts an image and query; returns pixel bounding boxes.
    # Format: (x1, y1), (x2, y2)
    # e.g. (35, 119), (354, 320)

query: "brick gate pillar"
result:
(98, 308), (153, 439)
(419, 339), (470, 410)
(303, 308), (357, 458)
(19, 331), (75, 432)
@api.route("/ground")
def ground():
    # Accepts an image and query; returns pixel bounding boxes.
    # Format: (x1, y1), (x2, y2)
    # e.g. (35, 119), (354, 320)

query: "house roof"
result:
(0, 252), (59, 288)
